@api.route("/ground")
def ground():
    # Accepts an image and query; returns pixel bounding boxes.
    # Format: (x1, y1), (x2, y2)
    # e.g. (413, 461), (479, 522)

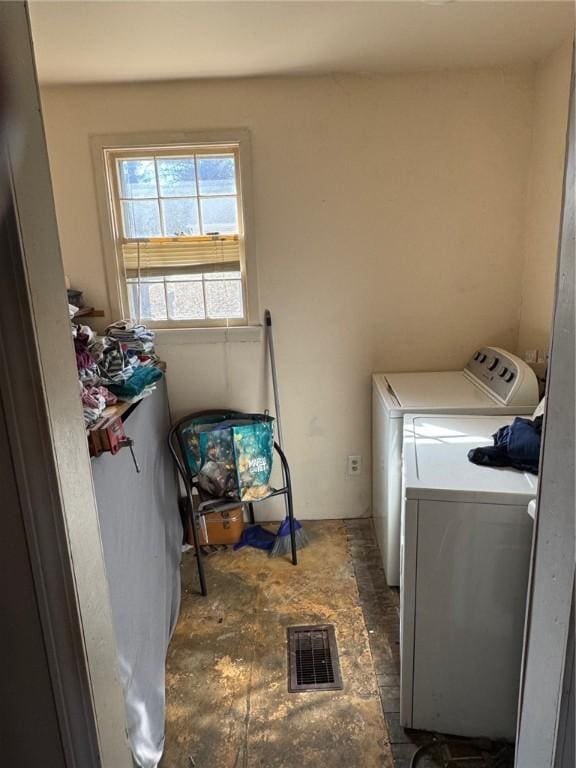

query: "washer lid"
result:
(373, 371), (500, 417)
(403, 414), (538, 504)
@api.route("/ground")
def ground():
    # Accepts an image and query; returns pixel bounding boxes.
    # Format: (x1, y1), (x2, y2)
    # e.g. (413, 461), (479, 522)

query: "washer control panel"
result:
(464, 346), (539, 405)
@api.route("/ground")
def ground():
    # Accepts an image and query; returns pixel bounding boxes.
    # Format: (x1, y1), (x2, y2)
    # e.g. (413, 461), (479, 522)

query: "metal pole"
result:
(265, 310), (293, 543)
(264, 309), (283, 447)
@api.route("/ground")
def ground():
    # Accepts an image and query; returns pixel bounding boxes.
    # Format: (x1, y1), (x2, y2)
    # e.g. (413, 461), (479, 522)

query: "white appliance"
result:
(400, 414), (537, 740)
(372, 347), (538, 586)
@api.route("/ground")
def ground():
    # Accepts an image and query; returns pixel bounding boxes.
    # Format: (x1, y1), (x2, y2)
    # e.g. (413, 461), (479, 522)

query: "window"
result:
(98, 133), (255, 329)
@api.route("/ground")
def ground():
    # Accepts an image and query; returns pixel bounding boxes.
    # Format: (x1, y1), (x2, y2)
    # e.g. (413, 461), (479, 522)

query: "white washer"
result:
(372, 347), (538, 586)
(400, 414), (537, 740)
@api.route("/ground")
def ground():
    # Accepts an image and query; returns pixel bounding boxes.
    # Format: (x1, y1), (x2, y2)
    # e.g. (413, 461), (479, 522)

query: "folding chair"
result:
(168, 409), (298, 596)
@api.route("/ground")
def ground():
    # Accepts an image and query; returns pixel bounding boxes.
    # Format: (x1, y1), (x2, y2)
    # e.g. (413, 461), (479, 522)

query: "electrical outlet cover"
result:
(347, 455), (362, 477)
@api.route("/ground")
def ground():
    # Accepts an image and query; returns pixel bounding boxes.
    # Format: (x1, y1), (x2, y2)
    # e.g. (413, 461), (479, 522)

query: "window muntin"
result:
(108, 144), (246, 326)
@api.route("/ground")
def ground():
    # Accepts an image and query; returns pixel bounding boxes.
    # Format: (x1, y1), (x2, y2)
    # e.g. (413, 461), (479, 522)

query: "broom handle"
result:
(265, 310), (291, 521)
(265, 309), (284, 448)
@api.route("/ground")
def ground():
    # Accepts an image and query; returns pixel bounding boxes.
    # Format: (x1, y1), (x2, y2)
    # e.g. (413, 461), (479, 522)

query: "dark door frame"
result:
(0, 3), (132, 766)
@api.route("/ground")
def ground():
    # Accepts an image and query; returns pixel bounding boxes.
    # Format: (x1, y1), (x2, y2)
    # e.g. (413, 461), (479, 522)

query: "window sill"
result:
(154, 325), (263, 345)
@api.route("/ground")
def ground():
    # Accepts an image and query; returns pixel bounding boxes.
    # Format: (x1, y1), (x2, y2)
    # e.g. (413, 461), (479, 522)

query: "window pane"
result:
(200, 197), (238, 235)
(197, 156), (236, 195)
(122, 200), (161, 238)
(205, 277), (244, 319)
(166, 280), (206, 320)
(127, 280), (167, 321)
(157, 157), (197, 197)
(162, 198), (200, 236)
(119, 159), (157, 198)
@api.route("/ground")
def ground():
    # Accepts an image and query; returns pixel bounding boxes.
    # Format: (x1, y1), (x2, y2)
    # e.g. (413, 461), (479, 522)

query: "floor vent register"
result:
(287, 625), (343, 692)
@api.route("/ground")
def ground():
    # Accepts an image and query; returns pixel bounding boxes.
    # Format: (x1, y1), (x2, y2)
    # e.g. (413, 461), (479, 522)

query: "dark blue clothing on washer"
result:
(467, 415), (543, 475)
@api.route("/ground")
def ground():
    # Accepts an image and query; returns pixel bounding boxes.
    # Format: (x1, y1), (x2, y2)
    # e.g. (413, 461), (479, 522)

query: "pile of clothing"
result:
(468, 415), (543, 474)
(106, 320), (156, 359)
(80, 382), (118, 426)
(73, 319), (163, 426)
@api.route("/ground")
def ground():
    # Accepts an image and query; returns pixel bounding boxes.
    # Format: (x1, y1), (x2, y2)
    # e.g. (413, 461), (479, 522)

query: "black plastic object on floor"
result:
(409, 736), (514, 767)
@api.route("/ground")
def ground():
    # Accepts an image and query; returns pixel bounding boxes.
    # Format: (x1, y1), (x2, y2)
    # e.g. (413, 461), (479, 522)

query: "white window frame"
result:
(91, 130), (259, 335)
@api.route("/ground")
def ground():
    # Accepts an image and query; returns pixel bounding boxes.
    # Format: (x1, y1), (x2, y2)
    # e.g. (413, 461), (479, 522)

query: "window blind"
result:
(122, 235), (241, 278)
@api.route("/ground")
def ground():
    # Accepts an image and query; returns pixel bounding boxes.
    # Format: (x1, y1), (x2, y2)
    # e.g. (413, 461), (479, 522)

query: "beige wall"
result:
(518, 40), (573, 359)
(42, 68), (536, 520)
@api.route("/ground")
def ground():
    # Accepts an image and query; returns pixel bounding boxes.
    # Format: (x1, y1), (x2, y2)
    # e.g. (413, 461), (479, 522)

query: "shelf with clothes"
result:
(73, 318), (166, 429)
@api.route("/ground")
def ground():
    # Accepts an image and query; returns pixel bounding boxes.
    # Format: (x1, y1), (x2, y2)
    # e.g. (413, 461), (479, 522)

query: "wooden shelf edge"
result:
(73, 307), (105, 318)
(85, 363), (165, 434)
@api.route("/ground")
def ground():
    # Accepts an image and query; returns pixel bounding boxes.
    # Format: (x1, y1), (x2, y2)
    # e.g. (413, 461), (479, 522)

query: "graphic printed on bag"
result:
(182, 414), (275, 501)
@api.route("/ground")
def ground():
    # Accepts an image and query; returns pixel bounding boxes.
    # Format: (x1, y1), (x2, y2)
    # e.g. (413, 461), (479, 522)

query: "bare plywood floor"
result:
(160, 520), (393, 768)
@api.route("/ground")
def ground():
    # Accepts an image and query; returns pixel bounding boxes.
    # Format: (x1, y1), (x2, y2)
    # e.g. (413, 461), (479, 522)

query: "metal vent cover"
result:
(287, 624), (343, 692)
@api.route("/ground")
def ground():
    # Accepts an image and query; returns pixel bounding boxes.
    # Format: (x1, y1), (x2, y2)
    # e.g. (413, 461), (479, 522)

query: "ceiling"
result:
(29, 1), (574, 85)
